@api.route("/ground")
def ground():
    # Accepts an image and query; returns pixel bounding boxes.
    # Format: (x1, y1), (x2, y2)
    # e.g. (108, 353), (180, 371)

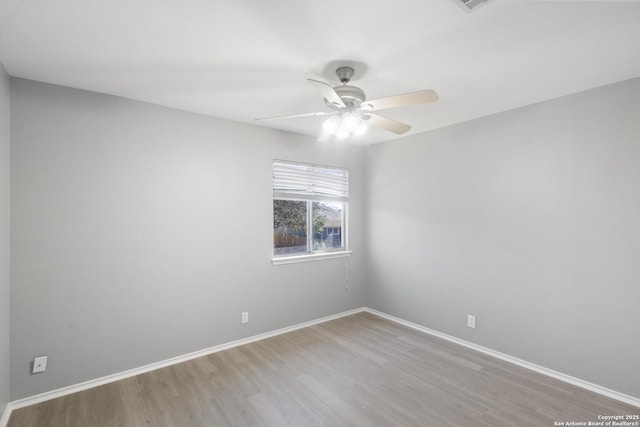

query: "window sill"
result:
(272, 251), (352, 266)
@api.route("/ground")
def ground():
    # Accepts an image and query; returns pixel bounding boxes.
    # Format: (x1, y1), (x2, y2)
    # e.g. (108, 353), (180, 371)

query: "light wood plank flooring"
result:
(8, 312), (639, 426)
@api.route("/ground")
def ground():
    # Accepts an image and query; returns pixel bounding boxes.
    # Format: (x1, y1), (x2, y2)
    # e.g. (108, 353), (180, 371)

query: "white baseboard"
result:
(2, 306), (638, 427)
(1, 307), (367, 426)
(0, 405), (10, 427)
(364, 307), (640, 409)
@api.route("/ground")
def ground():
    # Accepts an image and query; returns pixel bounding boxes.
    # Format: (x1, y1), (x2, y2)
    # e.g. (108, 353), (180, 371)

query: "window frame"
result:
(272, 160), (351, 265)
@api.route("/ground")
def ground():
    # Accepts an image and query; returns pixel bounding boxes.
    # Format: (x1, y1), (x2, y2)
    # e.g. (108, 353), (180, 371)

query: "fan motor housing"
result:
(326, 85), (366, 108)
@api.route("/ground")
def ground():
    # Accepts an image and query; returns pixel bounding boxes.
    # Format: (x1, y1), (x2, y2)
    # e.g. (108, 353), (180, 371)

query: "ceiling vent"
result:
(452, 0), (493, 13)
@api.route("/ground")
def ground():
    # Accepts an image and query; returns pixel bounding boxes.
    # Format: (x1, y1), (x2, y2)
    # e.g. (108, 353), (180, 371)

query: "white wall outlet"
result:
(32, 356), (48, 374)
(467, 315), (476, 329)
(241, 312), (249, 324)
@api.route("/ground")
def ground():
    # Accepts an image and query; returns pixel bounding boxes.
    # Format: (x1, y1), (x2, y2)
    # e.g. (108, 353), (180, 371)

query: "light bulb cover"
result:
(354, 122), (368, 136)
(335, 129), (349, 139)
(322, 115), (341, 134)
(341, 114), (359, 132)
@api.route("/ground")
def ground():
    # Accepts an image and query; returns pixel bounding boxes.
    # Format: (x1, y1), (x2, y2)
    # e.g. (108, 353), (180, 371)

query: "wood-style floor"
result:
(8, 312), (639, 426)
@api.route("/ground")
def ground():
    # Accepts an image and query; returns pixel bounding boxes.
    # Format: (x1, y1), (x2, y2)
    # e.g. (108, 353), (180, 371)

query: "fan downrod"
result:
(336, 67), (355, 84)
(326, 67), (365, 109)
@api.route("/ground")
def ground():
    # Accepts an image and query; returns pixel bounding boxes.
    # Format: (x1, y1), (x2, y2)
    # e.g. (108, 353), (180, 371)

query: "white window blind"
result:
(273, 160), (349, 202)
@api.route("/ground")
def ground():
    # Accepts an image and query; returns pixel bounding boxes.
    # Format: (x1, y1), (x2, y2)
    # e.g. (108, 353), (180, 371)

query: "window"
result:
(273, 160), (349, 262)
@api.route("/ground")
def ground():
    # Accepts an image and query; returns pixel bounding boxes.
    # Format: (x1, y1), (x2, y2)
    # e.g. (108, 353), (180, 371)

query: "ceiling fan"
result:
(256, 66), (438, 139)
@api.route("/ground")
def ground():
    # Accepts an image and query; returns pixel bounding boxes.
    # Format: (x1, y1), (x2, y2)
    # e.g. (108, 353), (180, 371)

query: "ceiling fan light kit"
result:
(256, 65), (438, 141)
(322, 112), (368, 140)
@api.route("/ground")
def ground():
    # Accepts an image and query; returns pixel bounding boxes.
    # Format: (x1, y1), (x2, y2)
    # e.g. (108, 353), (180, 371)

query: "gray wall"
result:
(8, 75), (640, 403)
(365, 78), (640, 398)
(0, 64), (10, 415)
(9, 78), (366, 400)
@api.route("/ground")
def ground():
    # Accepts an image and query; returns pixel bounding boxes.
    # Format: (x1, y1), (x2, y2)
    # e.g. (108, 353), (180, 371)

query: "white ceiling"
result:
(1, 0), (639, 144)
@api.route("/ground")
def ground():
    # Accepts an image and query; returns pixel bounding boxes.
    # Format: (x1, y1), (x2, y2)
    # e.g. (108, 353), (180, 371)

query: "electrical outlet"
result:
(32, 356), (48, 374)
(467, 315), (476, 329)
(241, 312), (249, 324)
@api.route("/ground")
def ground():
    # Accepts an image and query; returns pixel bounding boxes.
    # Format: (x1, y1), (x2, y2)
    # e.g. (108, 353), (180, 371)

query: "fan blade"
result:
(360, 89), (438, 111)
(365, 113), (411, 134)
(255, 111), (333, 121)
(307, 79), (345, 108)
